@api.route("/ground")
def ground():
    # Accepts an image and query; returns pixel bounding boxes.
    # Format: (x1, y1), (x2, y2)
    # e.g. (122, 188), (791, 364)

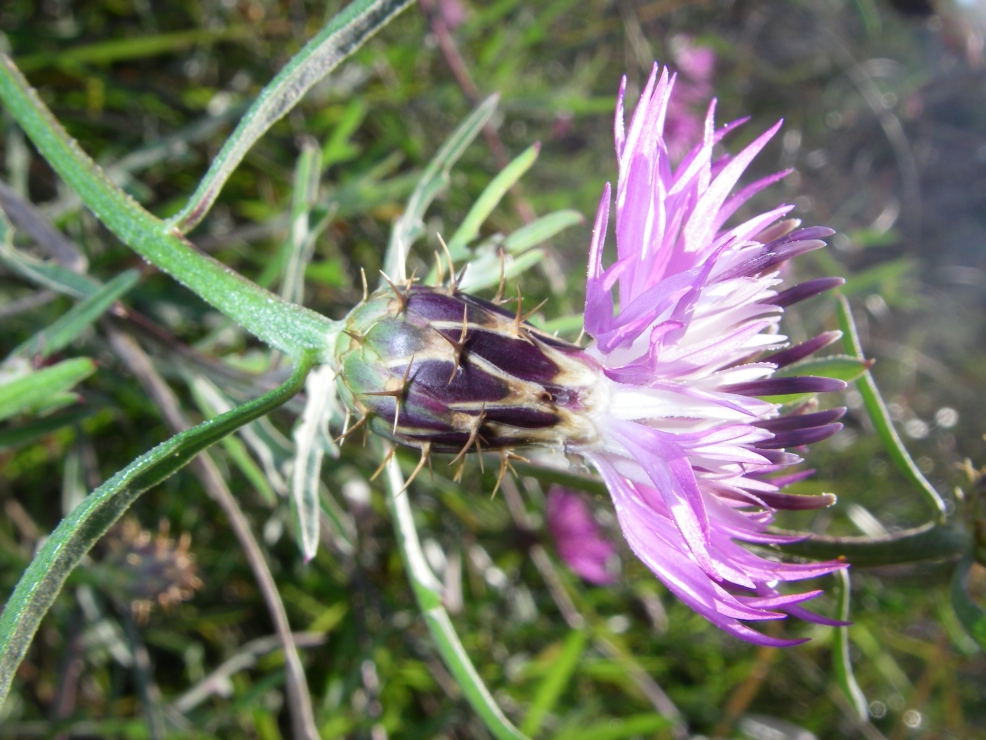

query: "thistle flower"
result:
(336, 63), (848, 645)
(546, 486), (618, 585)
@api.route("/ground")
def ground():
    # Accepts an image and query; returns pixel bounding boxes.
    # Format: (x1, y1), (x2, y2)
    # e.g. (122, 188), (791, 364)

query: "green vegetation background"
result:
(0, 0), (984, 737)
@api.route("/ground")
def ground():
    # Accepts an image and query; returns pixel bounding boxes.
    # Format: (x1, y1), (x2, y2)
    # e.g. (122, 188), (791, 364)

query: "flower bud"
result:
(334, 285), (598, 455)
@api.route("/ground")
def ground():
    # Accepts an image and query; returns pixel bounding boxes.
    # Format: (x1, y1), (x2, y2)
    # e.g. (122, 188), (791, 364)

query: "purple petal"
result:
(755, 491), (838, 510)
(755, 423), (843, 449)
(764, 277), (845, 307)
(754, 407), (847, 432)
(764, 331), (842, 368)
(721, 376), (847, 396)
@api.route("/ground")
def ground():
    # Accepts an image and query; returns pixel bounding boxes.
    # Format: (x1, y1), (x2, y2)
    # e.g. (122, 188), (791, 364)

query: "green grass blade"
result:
(281, 139), (323, 307)
(8, 269), (139, 361)
(520, 629), (587, 737)
(15, 26), (256, 72)
(0, 208), (100, 298)
(189, 375), (278, 507)
(950, 555), (986, 652)
(502, 209), (584, 255)
(0, 355), (314, 707)
(459, 244), (546, 293)
(0, 241), (99, 298)
(169, 0), (413, 234)
(774, 355), (870, 383)
(446, 143), (540, 261)
(552, 713), (672, 740)
(835, 294), (947, 521)
(0, 55), (339, 360)
(384, 94), (499, 280)
(0, 407), (95, 453)
(321, 98), (367, 169)
(832, 570), (868, 722)
(383, 451), (530, 740)
(0, 357), (95, 422)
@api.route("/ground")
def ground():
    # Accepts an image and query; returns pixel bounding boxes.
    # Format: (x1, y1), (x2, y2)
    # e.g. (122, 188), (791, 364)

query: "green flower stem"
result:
(383, 448), (531, 740)
(0, 355), (315, 707)
(0, 55), (337, 360)
(835, 294), (948, 522)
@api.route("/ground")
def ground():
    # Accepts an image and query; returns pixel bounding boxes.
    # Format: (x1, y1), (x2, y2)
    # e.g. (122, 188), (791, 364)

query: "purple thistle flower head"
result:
(336, 63), (849, 646)
(575, 63), (848, 645)
(546, 486), (618, 585)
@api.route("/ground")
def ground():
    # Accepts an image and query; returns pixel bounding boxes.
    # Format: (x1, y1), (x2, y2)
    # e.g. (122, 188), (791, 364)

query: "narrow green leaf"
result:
(459, 245), (545, 293)
(169, 0), (413, 233)
(833, 570), (868, 722)
(838, 257), (915, 297)
(321, 98), (368, 169)
(777, 522), (969, 566)
(383, 451), (530, 740)
(188, 376), (291, 497)
(189, 376), (278, 506)
(0, 356), (314, 706)
(774, 355), (870, 383)
(0, 407), (95, 453)
(0, 357), (95, 422)
(15, 26), (256, 71)
(446, 143), (540, 261)
(281, 139), (324, 307)
(0, 211), (100, 298)
(950, 555), (986, 652)
(384, 94), (499, 280)
(521, 629), (587, 737)
(552, 713), (671, 740)
(0, 54), (339, 359)
(502, 210), (584, 255)
(8, 269), (139, 361)
(835, 294), (947, 521)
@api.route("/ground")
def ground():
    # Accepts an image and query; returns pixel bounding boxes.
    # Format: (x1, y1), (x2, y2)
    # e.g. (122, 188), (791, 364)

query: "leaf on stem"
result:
(170, 0), (414, 233)
(0, 54), (338, 359)
(0, 356), (314, 706)
(835, 294), (947, 521)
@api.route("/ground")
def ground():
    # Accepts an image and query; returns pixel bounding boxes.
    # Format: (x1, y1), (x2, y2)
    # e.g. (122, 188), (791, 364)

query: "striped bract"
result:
(334, 286), (599, 455)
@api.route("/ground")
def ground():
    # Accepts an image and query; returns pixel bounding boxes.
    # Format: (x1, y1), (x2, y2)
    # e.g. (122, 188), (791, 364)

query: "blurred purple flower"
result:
(664, 35), (716, 161)
(439, 0), (467, 30)
(575, 64), (848, 646)
(546, 486), (617, 585)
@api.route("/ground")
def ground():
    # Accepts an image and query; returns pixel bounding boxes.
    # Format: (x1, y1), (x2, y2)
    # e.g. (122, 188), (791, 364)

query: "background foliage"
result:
(0, 0), (985, 737)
